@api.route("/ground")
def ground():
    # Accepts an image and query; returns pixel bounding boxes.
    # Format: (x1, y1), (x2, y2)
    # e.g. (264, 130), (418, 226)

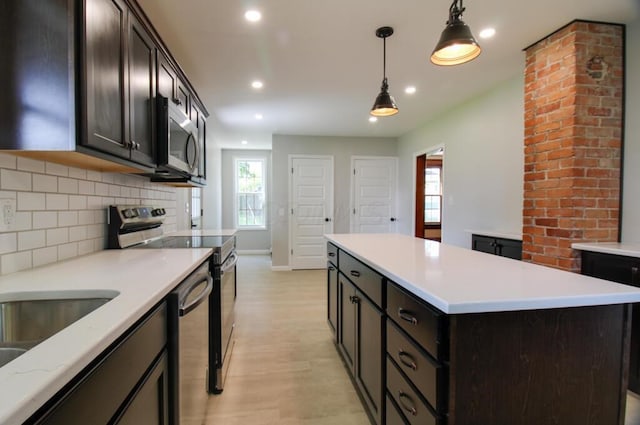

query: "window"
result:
(424, 162), (442, 224)
(235, 158), (266, 228)
(191, 188), (202, 229)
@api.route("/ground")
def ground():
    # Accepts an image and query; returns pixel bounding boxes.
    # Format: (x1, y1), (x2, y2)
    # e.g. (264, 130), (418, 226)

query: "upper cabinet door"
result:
(156, 53), (176, 102)
(176, 78), (190, 117)
(128, 14), (156, 167)
(83, 0), (128, 156)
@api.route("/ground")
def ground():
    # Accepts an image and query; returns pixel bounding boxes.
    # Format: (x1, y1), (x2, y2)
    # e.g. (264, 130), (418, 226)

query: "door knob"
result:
(390, 217), (396, 222)
(325, 218), (332, 222)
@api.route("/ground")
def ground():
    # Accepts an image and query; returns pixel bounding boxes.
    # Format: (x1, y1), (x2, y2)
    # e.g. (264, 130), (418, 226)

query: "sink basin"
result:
(0, 290), (118, 366)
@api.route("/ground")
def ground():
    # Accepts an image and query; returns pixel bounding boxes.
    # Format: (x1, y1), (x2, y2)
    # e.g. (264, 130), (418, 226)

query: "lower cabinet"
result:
(338, 272), (384, 425)
(327, 261), (338, 339)
(27, 302), (168, 425)
(471, 234), (522, 260)
(581, 249), (640, 393)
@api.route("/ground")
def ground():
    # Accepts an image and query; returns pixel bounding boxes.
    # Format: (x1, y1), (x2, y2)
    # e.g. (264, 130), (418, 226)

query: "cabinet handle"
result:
(398, 308), (419, 325)
(350, 270), (361, 278)
(328, 252), (336, 257)
(398, 350), (418, 371)
(173, 98), (182, 106)
(349, 295), (360, 304)
(328, 266), (335, 271)
(398, 391), (418, 416)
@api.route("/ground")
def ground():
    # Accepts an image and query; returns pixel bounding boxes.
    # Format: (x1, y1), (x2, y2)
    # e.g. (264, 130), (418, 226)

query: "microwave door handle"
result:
(186, 132), (198, 173)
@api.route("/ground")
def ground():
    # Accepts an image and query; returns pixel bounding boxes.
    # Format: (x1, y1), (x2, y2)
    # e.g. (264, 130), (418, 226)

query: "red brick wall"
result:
(523, 21), (624, 272)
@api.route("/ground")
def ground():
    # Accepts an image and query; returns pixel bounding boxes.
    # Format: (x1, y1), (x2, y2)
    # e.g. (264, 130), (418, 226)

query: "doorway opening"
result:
(415, 148), (443, 241)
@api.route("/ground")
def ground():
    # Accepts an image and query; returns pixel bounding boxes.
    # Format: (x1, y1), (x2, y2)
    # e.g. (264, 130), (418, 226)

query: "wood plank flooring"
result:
(202, 254), (640, 425)
(204, 255), (369, 424)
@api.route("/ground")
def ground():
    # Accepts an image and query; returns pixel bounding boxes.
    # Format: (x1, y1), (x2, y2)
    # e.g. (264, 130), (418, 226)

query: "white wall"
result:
(201, 113), (224, 229)
(397, 75), (525, 249)
(271, 135), (397, 267)
(0, 153), (180, 275)
(221, 149), (272, 252)
(622, 18), (640, 241)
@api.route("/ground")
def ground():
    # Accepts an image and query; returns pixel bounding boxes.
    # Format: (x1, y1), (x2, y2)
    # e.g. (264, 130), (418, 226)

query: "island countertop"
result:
(325, 233), (640, 314)
(0, 248), (212, 425)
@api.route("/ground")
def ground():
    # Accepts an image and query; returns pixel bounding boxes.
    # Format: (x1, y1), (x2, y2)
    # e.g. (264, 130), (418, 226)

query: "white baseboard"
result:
(237, 249), (271, 255)
(270, 265), (292, 271)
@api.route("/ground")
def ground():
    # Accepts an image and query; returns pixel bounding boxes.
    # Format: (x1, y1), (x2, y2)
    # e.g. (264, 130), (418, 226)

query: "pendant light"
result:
(371, 26), (398, 117)
(431, 0), (481, 66)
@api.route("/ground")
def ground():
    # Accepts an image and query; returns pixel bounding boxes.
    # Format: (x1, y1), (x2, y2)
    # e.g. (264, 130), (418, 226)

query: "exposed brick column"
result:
(523, 21), (624, 272)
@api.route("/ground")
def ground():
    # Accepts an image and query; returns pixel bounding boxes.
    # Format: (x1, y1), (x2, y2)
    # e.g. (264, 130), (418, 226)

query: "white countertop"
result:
(167, 229), (237, 237)
(572, 242), (640, 258)
(326, 233), (640, 314)
(465, 229), (523, 241)
(0, 248), (212, 425)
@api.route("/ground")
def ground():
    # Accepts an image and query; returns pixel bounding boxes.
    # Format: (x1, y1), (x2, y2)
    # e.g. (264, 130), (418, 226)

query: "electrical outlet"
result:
(0, 199), (16, 232)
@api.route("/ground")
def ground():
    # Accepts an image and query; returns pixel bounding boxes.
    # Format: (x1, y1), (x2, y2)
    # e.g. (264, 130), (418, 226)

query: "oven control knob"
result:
(122, 208), (134, 218)
(151, 208), (165, 217)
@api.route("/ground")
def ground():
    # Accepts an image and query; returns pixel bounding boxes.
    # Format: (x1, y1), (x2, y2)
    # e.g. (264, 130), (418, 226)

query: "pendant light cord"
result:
(383, 36), (387, 80)
(449, 0), (465, 23)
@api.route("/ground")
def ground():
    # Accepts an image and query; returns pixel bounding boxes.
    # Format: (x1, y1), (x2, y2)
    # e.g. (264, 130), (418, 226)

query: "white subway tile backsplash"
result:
(78, 180), (95, 195)
(0, 233), (17, 255)
(69, 195), (87, 210)
(58, 242), (78, 261)
(45, 162), (69, 177)
(1, 169), (32, 191)
(18, 192), (46, 211)
(47, 228), (69, 246)
(69, 226), (88, 242)
(0, 154), (179, 275)
(32, 246), (58, 268)
(46, 194), (69, 210)
(33, 174), (58, 192)
(78, 210), (94, 225)
(18, 230), (46, 251)
(68, 167), (87, 180)
(59, 178), (79, 194)
(58, 211), (79, 227)
(17, 157), (45, 173)
(1, 251), (32, 274)
(33, 212), (58, 229)
(0, 154), (17, 169)
(13, 212), (32, 232)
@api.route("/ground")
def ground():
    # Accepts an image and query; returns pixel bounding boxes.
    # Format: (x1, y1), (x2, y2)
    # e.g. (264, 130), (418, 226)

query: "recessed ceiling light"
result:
(369, 116), (378, 123)
(244, 10), (262, 22)
(241, 140), (248, 145)
(255, 113), (263, 120)
(479, 28), (496, 39)
(405, 86), (417, 95)
(251, 80), (264, 89)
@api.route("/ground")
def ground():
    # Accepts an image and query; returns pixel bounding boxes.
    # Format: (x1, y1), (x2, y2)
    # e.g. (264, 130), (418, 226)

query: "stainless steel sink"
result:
(0, 291), (118, 368)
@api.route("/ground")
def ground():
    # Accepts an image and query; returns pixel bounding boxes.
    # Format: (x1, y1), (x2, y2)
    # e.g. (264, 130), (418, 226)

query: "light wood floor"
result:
(202, 254), (640, 425)
(204, 255), (369, 424)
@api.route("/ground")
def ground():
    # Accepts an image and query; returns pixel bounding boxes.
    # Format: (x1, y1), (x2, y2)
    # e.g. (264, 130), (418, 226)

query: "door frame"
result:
(288, 154), (334, 269)
(350, 156), (399, 233)
(411, 144), (444, 240)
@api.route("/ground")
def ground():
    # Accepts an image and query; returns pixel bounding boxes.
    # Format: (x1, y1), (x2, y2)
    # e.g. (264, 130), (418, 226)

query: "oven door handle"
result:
(221, 251), (238, 275)
(179, 277), (213, 316)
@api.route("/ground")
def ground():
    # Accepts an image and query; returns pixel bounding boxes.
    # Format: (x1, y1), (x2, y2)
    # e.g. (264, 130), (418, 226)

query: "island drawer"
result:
(327, 242), (338, 265)
(387, 282), (447, 361)
(387, 320), (446, 413)
(338, 250), (383, 308)
(387, 357), (441, 425)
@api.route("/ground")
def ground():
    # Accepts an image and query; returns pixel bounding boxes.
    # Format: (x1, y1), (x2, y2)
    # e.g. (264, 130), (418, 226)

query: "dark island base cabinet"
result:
(471, 234), (522, 260)
(26, 302), (169, 425)
(581, 250), (640, 393)
(327, 243), (633, 425)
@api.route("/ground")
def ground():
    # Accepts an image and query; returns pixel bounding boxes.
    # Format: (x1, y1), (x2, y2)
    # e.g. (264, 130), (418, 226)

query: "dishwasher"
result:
(167, 261), (213, 425)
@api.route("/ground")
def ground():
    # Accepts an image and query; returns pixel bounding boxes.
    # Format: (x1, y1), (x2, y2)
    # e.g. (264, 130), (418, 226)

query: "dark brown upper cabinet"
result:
(0, 0), (207, 177)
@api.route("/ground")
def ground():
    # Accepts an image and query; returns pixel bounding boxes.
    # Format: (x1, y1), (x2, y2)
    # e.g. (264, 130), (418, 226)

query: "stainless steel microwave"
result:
(156, 95), (201, 178)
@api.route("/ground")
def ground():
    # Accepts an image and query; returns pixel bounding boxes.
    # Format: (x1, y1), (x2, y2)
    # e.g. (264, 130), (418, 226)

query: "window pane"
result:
(236, 159), (266, 227)
(425, 167), (441, 195)
(424, 195), (441, 223)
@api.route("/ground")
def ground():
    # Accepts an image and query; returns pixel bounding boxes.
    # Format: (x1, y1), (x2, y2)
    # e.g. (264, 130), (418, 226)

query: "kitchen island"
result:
(326, 233), (640, 425)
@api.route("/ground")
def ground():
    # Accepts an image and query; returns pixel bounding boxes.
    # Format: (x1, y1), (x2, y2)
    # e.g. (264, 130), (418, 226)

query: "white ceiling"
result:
(137, 0), (639, 150)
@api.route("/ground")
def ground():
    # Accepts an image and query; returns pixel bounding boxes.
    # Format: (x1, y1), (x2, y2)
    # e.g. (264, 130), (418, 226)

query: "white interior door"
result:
(289, 156), (334, 269)
(352, 157), (398, 233)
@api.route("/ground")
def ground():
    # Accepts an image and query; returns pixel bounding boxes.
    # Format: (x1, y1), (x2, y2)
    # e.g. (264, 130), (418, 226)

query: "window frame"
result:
(424, 159), (443, 225)
(233, 157), (267, 230)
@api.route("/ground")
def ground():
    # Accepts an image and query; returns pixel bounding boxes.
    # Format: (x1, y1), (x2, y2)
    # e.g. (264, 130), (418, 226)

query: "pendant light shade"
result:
(431, 0), (481, 66)
(371, 26), (398, 117)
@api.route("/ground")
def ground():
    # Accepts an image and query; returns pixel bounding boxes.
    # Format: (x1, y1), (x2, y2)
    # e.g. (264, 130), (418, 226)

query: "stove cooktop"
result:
(135, 236), (234, 250)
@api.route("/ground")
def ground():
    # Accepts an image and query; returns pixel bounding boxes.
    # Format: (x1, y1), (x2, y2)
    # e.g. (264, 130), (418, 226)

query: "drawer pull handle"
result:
(328, 252), (336, 257)
(398, 391), (418, 416)
(349, 295), (360, 304)
(398, 350), (418, 371)
(350, 270), (361, 278)
(398, 308), (418, 325)
(328, 266), (335, 271)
